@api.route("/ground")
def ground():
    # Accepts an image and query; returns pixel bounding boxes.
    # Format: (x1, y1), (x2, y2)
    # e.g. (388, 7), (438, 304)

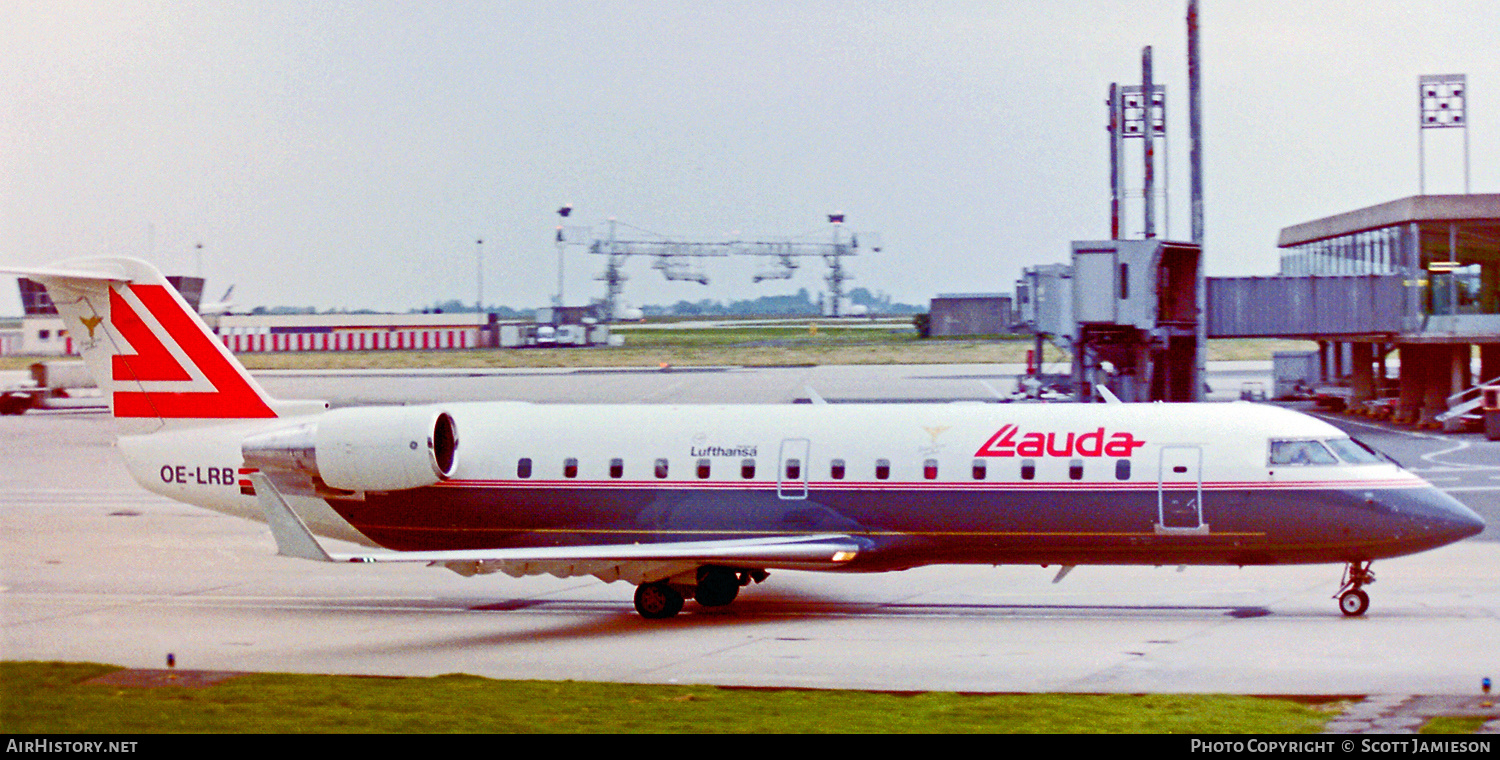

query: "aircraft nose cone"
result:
(1448, 504), (1486, 541)
(1417, 486), (1486, 544)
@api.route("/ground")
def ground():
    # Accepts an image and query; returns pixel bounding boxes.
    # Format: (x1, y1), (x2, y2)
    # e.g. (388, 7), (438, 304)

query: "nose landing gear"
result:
(1335, 561), (1375, 617)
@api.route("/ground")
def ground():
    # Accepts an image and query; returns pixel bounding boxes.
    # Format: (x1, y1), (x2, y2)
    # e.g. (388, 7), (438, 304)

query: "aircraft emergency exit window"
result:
(830, 459), (846, 480)
(741, 459), (756, 479)
(1115, 459), (1131, 480)
(1069, 459), (1084, 481)
(1268, 440), (1338, 466)
(785, 459), (802, 480)
(875, 459), (890, 480)
(1020, 459), (1036, 480)
(923, 459), (938, 480)
(1325, 438), (1382, 464)
(972, 459), (987, 480)
(697, 459), (711, 479)
(517, 458), (532, 478)
(563, 458), (578, 478)
(655, 458), (669, 479)
(610, 458), (624, 478)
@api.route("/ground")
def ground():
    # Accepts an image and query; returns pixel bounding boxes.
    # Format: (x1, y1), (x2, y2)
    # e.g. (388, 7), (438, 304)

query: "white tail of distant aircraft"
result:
(5, 257), (1486, 618)
(198, 284), (235, 316)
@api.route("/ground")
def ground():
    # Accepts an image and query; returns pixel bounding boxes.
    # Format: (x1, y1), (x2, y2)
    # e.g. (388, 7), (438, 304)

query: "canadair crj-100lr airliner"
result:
(8, 258), (1485, 619)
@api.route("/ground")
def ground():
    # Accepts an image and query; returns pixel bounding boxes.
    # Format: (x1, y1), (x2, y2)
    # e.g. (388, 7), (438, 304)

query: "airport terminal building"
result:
(1210, 194), (1500, 425)
(1, 276), (495, 356)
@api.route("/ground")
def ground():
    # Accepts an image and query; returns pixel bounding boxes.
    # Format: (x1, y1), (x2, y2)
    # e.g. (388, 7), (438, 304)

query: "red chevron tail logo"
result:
(108, 284), (277, 419)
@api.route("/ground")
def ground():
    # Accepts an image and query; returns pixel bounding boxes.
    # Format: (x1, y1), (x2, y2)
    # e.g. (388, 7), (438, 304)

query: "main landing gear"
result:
(632, 566), (767, 619)
(1335, 561), (1375, 617)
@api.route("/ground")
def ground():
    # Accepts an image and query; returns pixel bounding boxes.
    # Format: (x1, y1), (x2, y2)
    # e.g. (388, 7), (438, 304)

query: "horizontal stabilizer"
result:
(0, 262), (133, 282)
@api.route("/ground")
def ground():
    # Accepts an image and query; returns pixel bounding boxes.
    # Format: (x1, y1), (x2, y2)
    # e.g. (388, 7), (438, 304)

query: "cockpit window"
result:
(1268, 439), (1338, 466)
(1324, 437), (1383, 465)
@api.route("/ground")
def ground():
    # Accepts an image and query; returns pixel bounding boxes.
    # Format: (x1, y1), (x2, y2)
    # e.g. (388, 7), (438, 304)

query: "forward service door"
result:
(1157, 445), (1206, 533)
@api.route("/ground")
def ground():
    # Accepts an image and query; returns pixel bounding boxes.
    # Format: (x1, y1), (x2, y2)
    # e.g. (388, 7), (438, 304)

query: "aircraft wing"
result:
(250, 473), (865, 583)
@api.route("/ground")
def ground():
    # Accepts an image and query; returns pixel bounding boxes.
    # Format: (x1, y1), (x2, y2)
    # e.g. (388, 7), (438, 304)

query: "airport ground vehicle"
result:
(0, 360), (106, 415)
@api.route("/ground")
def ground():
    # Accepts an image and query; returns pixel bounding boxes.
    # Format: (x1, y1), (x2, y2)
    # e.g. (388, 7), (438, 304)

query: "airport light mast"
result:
(554, 205), (570, 307)
(1419, 74), (1469, 194)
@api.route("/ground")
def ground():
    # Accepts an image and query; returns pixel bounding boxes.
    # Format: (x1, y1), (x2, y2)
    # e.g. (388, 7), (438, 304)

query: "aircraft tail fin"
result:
(6, 257), (315, 432)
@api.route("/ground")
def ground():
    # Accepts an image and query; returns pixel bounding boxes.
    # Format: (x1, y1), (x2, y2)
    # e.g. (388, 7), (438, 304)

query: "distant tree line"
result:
(640, 287), (922, 317)
(251, 287), (923, 319)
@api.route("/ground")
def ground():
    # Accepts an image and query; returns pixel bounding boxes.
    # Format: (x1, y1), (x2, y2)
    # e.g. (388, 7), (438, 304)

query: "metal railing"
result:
(1436, 374), (1500, 422)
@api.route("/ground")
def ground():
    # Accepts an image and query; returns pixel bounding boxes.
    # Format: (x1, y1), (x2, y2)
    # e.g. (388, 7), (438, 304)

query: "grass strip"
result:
(0, 662), (1333, 734)
(1420, 716), (1491, 734)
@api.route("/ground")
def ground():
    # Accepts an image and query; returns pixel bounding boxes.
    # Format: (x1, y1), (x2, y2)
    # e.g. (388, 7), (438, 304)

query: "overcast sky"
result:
(3, 1), (1496, 315)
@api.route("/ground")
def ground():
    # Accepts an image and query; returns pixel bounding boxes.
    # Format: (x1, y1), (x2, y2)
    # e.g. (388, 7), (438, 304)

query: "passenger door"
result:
(1157, 445), (1206, 532)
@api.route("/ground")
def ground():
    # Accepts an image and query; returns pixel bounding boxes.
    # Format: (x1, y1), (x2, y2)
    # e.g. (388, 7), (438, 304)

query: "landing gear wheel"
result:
(634, 582), (684, 619)
(1335, 561), (1375, 617)
(695, 566), (741, 608)
(1339, 589), (1370, 617)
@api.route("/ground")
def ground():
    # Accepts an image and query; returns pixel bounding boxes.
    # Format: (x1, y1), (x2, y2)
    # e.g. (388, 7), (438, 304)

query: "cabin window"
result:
(784, 459), (801, 481)
(654, 458), (669, 479)
(923, 458), (939, 480)
(610, 458), (624, 479)
(697, 458), (711, 479)
(741, 459), (756, 479)
(1020, 459), (1036, 481)
(1268, 440), (1337, 466)
(1114, 459), (1131, 480)
(1069, 459), (1084, 481)
(972, 459), (987, 480)
(875, 459), (890, 480)
(516, 458), (532, 479)
(563, 458), (578, 478)
(830, 459), (846, 480)
(1325, 437), (1382, 464)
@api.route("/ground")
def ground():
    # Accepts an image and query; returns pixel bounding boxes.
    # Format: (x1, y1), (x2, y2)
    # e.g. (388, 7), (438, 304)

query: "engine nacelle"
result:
(242, 406), (458, 492)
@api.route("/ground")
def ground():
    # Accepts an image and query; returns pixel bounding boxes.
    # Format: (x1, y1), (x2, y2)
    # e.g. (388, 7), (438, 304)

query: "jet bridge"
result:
(1069, 240), (1204, 403)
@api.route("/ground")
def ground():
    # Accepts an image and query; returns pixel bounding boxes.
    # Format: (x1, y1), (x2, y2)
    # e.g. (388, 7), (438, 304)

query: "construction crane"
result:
(736, 216), (866, 316)
(590, 221), (734, 321)
(588, 216), (875, 321)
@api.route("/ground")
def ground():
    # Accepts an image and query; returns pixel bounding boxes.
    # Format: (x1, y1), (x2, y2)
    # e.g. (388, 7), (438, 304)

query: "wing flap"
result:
(343, 532), (865, 566)
(251, 473), (864, 573)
